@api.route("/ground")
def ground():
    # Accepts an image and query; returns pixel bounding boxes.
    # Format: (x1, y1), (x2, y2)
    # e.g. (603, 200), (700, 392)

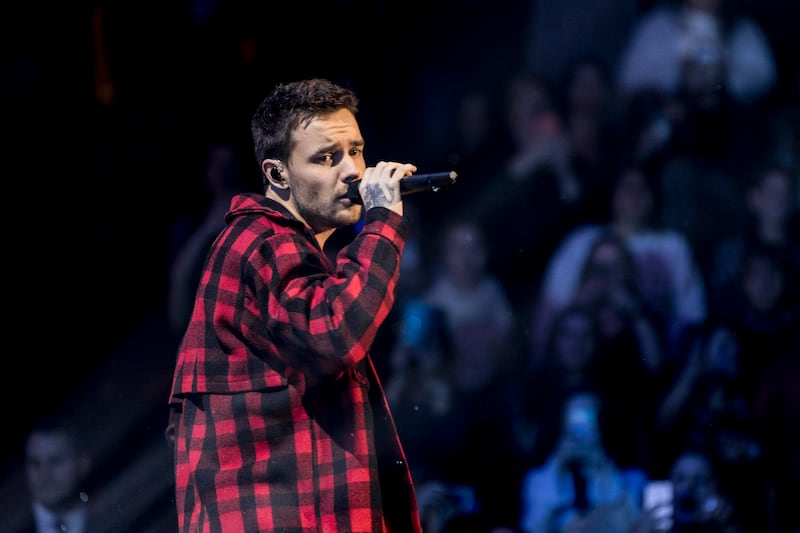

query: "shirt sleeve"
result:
(263, 207), (408, 384)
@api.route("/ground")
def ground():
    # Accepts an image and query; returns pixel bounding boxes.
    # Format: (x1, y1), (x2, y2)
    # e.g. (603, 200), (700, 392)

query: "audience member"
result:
(708, 161), (800, 296)
(616, 0), (778, 107)
(518, 392), (646, 533)
(616, 0), (778, 264)
(531, 230), (664, 366)
(554, 233), (666, 469)
(471, 72), (597, 307)
(512, 305), (603, 521)
(651, 321), (769, 530)
(21, 415), (95, 533)
(384, 299), (520, 532)
(556, 54), (627, 223)
(416, 85), (513, 226)
(665, 451), (739, 532)
(424, 217), (518, 394)
(442, 87), (509, 179)
(421, 217), (522, 529)
(383, 300), (477, 533)
(384, 300), (457, 481)
(705, 241), (799, 529)
(532, 160), (707, 358)
(631, 450), (741, 533)
(655, 159), (750, 280)
(710, 242), (799, 398)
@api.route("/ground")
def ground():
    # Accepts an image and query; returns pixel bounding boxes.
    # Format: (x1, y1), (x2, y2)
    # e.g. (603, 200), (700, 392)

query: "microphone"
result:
(347, 171), (458, 205)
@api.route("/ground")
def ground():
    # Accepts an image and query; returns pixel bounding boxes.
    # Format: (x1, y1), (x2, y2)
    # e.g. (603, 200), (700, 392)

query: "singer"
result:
(166, 78), (422, 532)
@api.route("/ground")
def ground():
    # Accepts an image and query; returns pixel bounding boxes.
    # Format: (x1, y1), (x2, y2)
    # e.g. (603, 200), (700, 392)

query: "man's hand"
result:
(359, 161), (417, 215)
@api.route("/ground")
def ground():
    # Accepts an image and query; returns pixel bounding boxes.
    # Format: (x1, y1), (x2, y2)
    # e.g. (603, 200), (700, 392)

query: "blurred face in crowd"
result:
(25, 429), (90, 513)
(580, 238), (634, 299)
(748, 167), (795, 227)
(442, 221), (489, 288)
(670, 452), (719, 523)
(578, 237), (638, 336)
(613, 167), (655, 229)
(552, 308), (597, 373)
(506, 76), (561, 147)
(567, 60), (611, 117)
(741, 252), (784, 312)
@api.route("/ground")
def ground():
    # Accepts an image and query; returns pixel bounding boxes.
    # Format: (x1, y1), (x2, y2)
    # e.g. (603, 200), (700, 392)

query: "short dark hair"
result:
(250, 79), (360, 176)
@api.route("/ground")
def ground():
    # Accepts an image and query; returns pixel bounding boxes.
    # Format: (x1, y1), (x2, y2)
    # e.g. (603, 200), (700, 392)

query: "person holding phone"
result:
(518, 392), (646, 533)
(632, 450), (740, 533)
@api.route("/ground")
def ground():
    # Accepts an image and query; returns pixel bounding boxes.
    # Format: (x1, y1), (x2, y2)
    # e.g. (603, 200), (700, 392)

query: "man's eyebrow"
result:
(311, 143), (337, 158)
(314, 139), (364, 154)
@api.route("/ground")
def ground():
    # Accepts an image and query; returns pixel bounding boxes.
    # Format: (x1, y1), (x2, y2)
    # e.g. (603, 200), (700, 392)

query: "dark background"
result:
(4, 0), (536, 430)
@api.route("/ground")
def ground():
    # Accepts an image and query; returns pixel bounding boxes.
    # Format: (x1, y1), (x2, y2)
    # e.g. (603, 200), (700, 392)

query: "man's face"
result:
(286, 108), (366, 234)
(25, 431), (88, 511)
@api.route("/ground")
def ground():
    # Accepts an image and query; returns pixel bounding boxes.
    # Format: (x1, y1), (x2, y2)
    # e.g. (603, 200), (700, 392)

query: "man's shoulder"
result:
(222, 194), (306, 241)
(227, 193), (291, 221)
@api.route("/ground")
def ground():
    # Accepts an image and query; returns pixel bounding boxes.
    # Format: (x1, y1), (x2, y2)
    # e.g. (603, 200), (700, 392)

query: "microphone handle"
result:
(347, 171), (457, 205)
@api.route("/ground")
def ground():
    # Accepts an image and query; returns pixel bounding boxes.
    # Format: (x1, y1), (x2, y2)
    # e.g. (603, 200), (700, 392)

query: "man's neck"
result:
(264, 189), (337, 249)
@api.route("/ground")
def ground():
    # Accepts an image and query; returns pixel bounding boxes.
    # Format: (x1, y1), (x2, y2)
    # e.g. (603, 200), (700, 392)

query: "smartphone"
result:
(564, 396), (599, 443)
(643, 480), (673, 531)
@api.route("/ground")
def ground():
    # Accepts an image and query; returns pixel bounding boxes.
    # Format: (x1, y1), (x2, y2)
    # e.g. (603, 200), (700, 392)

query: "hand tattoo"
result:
(361, 183), (401, 210)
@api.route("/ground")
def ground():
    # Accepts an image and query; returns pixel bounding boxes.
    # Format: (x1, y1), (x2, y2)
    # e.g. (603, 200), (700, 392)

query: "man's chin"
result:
(340, 205), (362, 225)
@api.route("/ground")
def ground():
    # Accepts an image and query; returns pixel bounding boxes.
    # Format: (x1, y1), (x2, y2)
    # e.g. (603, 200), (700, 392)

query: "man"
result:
(166, 78), (422, 532)
(24, 417), (93, 533)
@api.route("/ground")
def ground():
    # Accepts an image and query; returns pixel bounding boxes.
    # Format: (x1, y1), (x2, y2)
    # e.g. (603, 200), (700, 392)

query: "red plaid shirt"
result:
(168, 193), (421, 532)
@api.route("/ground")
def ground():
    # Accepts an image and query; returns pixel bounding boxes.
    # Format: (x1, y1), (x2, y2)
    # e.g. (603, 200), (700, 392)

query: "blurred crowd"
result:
(4, 0), (798, 532)
(388, 2), (798, 531)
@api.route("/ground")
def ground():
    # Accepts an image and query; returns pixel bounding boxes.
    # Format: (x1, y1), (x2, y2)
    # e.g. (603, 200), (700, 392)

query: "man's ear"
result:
(262, 159), (288, 189)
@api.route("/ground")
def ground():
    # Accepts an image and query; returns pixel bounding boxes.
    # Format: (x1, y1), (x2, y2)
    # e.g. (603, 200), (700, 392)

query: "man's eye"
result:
(349, 148), (362, 158)
(319, 154), (333, 163)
